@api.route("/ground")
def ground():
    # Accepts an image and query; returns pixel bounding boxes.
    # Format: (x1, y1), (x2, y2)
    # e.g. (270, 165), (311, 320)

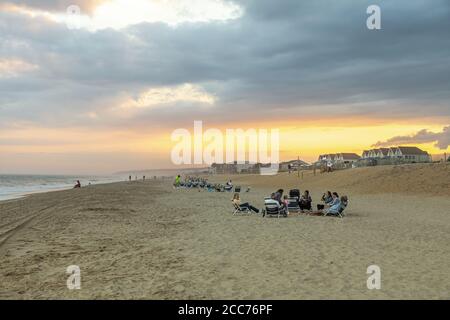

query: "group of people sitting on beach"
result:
(311, 191), (348, 216)
(233, 188), (348, 218)
(174, 176), (250, 193)
(174, 175), (209, 189)
(174, 174), (348, 217)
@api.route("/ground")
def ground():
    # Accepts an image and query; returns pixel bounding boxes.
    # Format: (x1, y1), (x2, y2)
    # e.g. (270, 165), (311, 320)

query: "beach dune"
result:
(0, 163), (449, 299)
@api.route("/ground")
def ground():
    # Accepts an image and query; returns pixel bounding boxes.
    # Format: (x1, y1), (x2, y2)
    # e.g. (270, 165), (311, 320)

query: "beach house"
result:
(319, 153), (337, 163)
(386, 146), (431, 162)
(279, 159), (310, 172)
(335, 153), (361, 163)
(375, 148), (390, 158)
(210, 161), (264, 174)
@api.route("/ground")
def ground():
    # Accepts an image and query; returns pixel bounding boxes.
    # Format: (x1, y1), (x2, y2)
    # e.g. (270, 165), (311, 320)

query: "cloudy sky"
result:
(0, 0), (449, 174)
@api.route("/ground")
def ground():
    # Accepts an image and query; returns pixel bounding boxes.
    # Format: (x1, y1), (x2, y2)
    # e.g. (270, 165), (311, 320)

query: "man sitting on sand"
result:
(74, 180), (81, 188)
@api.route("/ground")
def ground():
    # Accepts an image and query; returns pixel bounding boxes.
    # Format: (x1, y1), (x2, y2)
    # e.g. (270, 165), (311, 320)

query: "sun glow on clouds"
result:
(124, 84), (216, 109)
(3, 0), (243, 31)
(0, 58), (38, 78)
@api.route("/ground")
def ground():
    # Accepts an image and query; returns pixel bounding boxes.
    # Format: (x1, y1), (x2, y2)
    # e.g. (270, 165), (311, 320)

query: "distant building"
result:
(318, 153), (359, 164)
(279, 159), (310, 172)
(360, 146), (430, 163)
(319, 146), (431, 169)
(210, 163), (237, 174)
(210, 161), (264, 174)
(318, 154), (338, 163)
(376, 148), (389, 158)
(364, 148), (389, 159)
(335, 153), (361, 163)
(386, 146), (431, 162)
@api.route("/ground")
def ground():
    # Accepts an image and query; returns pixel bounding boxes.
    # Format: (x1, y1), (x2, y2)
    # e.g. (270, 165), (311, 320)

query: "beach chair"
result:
(233, 202), (251, 215)
(263, 199), (287, 218)
(287, 197), (301, 214)
(289, 189), (300, 200)
(324, 200), (348, 218)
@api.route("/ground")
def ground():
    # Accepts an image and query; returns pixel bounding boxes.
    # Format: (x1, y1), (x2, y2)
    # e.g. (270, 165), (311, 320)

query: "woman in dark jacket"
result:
(299, 190), (312, 211)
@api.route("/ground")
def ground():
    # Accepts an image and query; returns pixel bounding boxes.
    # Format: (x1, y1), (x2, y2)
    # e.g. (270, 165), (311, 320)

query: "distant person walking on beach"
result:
(129, 175), (131, 181)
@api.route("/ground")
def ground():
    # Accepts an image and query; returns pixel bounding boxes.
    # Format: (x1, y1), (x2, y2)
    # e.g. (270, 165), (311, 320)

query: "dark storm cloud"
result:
(1, 0), (450, 129)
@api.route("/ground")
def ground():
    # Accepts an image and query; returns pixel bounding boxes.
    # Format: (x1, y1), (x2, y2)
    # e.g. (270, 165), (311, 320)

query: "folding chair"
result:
(324, 200), (348, 218)
(232, 202), (251, 215)
(263, 199), (287, 218)
(289, 189), (300, 200)
(287, 197), (301, 214)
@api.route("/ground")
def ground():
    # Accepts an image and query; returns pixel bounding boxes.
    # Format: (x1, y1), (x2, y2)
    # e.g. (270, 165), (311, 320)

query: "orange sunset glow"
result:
(1, 0), (449, 174)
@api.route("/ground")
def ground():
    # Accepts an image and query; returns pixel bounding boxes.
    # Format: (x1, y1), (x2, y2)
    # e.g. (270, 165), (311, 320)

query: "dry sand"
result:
(0, 163), (449, 299)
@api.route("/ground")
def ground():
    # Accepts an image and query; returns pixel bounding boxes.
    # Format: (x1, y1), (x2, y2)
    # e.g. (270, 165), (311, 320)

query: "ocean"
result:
(0, 174), (126, 201)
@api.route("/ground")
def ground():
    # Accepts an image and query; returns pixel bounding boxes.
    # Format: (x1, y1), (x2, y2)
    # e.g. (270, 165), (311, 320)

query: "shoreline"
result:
(0, 177), (128, 203)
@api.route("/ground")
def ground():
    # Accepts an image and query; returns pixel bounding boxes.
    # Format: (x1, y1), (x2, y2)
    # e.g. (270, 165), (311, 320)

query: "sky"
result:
(0, 0), (449, 174)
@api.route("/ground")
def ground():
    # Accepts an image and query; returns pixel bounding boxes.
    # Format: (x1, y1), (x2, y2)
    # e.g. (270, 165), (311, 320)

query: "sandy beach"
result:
(1, 163), (449, 299)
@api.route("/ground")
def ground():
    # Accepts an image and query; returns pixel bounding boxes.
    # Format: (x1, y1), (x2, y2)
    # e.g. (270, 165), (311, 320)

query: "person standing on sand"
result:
(327, 161), (333, 172)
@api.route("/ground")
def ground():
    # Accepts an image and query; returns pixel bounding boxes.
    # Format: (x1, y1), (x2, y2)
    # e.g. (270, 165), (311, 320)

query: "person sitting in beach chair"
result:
(324, 196), (348, 218)
(272, 189), (284, 204)
(232, 193), (259, 214)
(299, 190), (312, 212)
(317, 191), (333, 210)
(263, 197), (287, 218)
(309, 193), (347, 218)
(224, 180), (233, 192)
